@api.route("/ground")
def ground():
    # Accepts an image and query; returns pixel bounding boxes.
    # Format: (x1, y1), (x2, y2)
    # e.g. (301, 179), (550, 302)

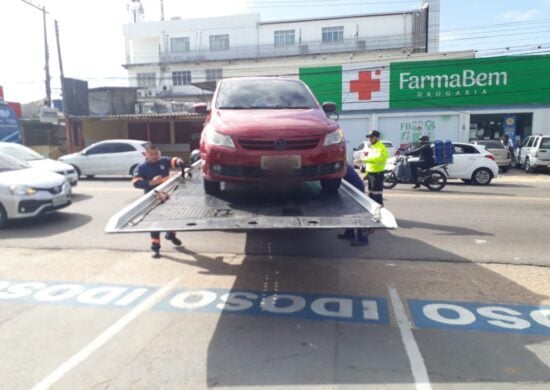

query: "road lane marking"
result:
(389, 287), (432, 390)
(385, 193), (550, 202)
(31, 278), (180, 390)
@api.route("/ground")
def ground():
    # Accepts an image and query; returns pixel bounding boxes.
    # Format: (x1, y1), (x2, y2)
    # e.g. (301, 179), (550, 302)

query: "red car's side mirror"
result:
(194, 103), (208, 114)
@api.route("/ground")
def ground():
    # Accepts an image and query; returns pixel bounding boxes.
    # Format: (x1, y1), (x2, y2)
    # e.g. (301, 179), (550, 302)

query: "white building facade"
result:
(122, 1), (442, 104)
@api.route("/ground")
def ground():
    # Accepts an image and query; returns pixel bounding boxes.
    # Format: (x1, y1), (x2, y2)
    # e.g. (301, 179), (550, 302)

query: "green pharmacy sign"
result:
(299, 55), (550, 111)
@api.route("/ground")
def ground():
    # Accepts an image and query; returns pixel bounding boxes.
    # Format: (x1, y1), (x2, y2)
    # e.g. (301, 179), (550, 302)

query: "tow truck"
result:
(105, 160), (397, 234)
(106, 77), (397, 234)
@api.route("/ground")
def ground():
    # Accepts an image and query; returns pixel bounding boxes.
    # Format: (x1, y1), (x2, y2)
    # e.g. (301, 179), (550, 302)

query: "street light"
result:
(19, 0), (51, 107)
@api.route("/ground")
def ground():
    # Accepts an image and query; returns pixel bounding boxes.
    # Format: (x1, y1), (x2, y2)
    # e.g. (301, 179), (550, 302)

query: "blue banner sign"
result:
(0, 103), (21, 143)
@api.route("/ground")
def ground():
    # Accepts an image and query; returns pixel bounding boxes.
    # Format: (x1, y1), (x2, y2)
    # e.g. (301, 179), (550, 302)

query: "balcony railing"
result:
(126, 35), (423, 66)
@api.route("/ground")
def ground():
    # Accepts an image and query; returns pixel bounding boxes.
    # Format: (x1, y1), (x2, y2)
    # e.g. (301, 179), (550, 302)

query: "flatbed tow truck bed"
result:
(105, 164), (397, 233)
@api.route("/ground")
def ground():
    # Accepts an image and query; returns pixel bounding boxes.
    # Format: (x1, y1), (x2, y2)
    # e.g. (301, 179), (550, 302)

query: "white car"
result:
(59, 139), (148, 178)
(515, 135), (550, 172)
(0, 142), (78, 186)
(0, 152), (71, 228)
(448, 143), (499, 185)
(385, 142), (499, 185)
(353, 140), (397, 171)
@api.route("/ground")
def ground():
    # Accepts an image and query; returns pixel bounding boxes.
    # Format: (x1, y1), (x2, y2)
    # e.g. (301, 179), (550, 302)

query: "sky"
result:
(1, 0), (550, 103)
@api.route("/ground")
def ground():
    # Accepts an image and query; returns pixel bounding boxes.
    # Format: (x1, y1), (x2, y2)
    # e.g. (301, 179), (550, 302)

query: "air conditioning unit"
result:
(299, 44), (309, 55)
(356, 40), (366, 51)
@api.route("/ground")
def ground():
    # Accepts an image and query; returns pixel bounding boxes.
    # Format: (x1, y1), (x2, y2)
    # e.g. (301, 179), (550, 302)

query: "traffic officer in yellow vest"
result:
(363, 130), (388, 206)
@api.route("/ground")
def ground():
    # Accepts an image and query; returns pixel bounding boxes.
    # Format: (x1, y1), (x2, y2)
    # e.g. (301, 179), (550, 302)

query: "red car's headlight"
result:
(323, 129), (344, 147)
(205, 129), (235, 149)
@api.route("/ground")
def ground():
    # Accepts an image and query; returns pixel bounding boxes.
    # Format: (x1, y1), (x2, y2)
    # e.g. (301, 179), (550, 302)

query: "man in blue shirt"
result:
(132, 144), (184, 258)
(337, 164), (370, 246)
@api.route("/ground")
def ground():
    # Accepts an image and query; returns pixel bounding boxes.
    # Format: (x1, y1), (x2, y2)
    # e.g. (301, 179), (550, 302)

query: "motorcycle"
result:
(383, 155), (448, 191)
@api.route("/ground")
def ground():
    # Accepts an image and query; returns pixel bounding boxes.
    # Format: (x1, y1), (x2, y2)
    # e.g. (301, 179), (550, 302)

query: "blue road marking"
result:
(409, 299), (550, 336)
(0, 279), (156, 309)
(154, 288), (389, 325)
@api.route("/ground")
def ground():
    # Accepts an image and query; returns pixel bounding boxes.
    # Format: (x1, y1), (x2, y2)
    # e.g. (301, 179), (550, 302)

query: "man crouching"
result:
(132, 144), (184, 258)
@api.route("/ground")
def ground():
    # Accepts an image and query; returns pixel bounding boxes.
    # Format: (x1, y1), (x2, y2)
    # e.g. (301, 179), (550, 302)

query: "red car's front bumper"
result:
(202, 142), (346, 182)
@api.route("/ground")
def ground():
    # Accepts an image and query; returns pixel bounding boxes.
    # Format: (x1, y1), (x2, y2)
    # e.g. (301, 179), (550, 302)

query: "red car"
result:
(197, 77), (347, 195)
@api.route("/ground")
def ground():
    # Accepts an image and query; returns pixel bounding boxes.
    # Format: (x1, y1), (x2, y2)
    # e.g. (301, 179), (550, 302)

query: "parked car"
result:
(515, 135), (550, 172)
(0, 142), (78, 186)
(448, 143), (499, 185)
(197, 77), (346, 194)
(353, 140), (397, 171)
(385, 142), (499, 185)
(0, 151), (71, 228)
(59, 139), (148, 178)
(470, 140), (511, 172)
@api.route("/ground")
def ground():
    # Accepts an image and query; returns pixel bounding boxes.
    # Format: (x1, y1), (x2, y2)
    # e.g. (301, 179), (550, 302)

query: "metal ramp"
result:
(105, 164), (398, 233)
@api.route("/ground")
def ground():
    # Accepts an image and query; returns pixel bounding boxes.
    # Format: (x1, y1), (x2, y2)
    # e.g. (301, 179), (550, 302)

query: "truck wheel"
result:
(0, 203), (8, 229)
(321, 178), (342, 193)
(203, 179), (221, 195)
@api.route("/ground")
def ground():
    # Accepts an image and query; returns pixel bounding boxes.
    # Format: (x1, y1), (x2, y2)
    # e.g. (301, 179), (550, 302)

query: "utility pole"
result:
(20, 0), (51, 106)
(42, 6), (51, 106)
(54, 19), (74, 153)
(160, 0), (165, 21)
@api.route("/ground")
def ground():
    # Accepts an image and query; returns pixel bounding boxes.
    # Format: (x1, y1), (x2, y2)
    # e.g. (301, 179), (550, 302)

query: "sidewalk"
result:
(496, 168), (550, 182)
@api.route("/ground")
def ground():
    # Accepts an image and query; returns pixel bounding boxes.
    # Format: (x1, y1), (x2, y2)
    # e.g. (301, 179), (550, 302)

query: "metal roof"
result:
(70, 112), (205, 121)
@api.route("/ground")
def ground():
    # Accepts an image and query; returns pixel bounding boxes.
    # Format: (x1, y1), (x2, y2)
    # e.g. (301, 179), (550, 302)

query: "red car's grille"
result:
(238, 137), (320, 151)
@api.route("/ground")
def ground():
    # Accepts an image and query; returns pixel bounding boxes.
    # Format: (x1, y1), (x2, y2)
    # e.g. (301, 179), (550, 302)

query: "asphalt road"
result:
(2, 169), (549, 266)
(1, 169), (549, 389)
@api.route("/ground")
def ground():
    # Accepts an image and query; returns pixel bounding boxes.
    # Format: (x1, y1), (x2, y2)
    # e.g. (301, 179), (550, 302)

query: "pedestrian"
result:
(132, 144), (185, 258)
(502, 134), (515, 163)
(363, 130), (389, 205)
(337, 163), (370, 246)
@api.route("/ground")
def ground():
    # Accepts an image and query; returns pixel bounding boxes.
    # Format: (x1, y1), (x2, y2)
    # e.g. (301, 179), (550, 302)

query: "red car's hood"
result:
(210, 108), (338, 137)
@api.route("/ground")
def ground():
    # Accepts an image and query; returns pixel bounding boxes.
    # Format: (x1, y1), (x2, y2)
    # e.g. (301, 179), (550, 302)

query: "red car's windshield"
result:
(216, 79), (318, 110)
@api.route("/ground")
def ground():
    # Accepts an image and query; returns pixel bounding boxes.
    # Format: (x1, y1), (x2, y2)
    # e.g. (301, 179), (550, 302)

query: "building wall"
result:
(123, 10), (432, 67)
(258, 13), (415, 48)
(128, 50), (474, 96)
(339, 105), (550, 163)
(82, 120), (127, 146)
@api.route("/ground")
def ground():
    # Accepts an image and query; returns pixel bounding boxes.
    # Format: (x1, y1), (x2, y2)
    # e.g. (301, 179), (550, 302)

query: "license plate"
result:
(52, 196), (67, 206)
(261, 155), (301, 170)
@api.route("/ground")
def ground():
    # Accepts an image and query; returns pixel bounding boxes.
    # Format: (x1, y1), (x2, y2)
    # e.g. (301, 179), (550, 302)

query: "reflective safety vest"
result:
(363, 141), (389, 173)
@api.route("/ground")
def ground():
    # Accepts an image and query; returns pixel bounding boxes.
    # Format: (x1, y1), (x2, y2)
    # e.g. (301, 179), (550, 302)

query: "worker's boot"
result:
(165, 233), (182, 246)
(351, 230), (369, 247)
(151, 239), (161, 259)
(337, 229), (355, 240)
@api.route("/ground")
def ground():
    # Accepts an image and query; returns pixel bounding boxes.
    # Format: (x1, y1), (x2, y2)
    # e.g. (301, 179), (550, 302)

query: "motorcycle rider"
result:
(406, 135), (435, 189)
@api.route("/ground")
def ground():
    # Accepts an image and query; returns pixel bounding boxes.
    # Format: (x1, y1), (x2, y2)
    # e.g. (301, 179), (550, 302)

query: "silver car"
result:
(515, 135), (550, 173)
(0, 152), (71, 228)
(0, 142), (78, 186)
(470, 140), (512, 172)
